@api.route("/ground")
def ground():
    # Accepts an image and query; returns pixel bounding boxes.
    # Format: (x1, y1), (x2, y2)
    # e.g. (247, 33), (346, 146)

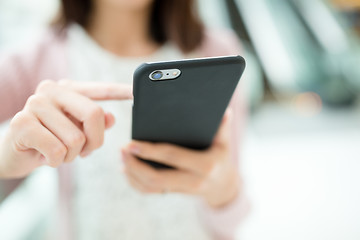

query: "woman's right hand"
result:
(0, 80), (132, 178)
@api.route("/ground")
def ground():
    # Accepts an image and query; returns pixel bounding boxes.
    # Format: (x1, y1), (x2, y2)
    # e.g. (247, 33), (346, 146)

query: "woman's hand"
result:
(121, 110), (241, 208)
(0, 80), (132, 178)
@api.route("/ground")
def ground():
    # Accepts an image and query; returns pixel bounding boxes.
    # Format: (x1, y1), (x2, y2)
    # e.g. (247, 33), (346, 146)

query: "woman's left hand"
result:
(121, 110), (241, 208)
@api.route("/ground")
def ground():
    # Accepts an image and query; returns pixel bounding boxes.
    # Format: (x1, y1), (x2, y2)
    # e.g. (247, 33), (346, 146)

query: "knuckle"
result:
(69, 131), (86, 147)
(35, 80), (55, 93)
(87, 105), (104, 120)
(86, 106), (105, 148)
(25, 95), (46, 109)
(48, 144), (67, 167)
(10, 111), (31, 130)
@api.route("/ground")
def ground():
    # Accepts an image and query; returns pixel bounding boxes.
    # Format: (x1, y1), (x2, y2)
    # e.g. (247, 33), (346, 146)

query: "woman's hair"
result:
(56, 0), (204, 53)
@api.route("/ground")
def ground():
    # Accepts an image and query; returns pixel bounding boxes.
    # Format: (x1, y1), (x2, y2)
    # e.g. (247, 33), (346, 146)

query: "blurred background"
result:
(0, 0), (359, 239)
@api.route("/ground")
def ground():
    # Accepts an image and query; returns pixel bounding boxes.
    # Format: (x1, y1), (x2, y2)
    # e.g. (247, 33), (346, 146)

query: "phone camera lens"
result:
(151, 71), (163, 80)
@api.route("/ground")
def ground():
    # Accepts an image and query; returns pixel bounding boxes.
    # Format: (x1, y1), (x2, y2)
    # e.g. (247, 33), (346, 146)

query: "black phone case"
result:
(132, 55), (246, 169)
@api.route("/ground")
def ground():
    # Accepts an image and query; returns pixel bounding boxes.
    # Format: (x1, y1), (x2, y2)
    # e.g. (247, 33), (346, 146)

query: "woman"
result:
(0, 0), (248, 239)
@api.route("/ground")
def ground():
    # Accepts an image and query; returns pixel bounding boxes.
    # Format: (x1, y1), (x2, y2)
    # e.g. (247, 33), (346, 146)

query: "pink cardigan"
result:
(0, 28), (249, 240)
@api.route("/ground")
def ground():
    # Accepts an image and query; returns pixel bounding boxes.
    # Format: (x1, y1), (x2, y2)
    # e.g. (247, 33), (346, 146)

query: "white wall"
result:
(0, 0), (59, 52)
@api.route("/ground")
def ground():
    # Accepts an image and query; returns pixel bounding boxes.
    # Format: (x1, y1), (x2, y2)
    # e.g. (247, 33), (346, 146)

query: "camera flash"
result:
(172, 71), (178, 76)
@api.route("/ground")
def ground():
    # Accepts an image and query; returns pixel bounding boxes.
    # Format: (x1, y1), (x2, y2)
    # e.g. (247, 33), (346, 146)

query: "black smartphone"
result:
(132, 55), (246, 169)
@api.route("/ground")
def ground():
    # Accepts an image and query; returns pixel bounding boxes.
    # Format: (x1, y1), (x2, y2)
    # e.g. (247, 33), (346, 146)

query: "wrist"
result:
(206, 173), (241, 209)
(207, 184), (239, 208)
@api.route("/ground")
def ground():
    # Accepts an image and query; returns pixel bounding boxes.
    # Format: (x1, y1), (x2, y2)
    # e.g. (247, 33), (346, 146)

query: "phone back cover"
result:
(132, 55), (245, 150)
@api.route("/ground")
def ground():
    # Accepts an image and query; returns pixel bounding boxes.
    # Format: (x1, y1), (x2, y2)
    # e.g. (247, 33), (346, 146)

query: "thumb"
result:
(58, 79), (133, 100)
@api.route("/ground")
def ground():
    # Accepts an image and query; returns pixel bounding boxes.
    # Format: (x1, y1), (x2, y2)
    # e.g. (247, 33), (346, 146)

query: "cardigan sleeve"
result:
(0, 52), (38, 122)
(197, 28), (250, 240)
(0, 30), (67, 201)
(0, 30), (67, 122)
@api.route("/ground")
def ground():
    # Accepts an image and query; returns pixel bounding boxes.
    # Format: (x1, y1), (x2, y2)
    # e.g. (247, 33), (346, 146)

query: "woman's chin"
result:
(98, 0), (154, 11)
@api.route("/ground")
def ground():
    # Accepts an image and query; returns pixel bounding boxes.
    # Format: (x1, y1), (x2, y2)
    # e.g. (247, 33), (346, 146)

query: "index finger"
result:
(58, 80), (133, 100)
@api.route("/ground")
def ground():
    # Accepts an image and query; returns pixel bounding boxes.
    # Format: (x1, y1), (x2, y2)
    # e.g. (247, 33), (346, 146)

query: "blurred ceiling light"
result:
(332, 0), (360, 9)
(292, 92), (323, 117)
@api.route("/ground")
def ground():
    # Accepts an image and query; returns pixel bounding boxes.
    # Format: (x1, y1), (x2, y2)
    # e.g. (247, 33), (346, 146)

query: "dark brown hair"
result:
(56, 0), (204, 53)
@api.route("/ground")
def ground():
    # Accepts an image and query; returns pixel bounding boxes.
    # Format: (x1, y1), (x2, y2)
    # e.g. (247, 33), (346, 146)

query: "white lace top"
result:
(67, 24), (211, 240)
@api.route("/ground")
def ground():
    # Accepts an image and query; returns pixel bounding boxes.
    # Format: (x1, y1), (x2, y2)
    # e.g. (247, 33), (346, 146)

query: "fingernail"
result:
(129, 144), (140, 155)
